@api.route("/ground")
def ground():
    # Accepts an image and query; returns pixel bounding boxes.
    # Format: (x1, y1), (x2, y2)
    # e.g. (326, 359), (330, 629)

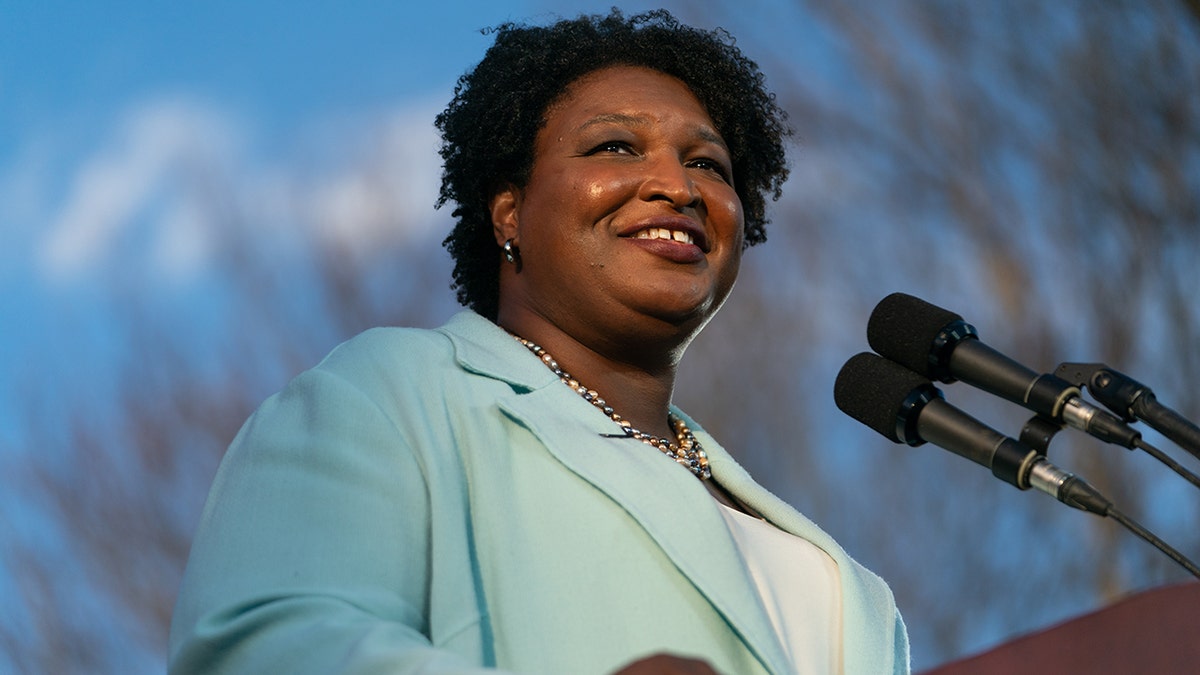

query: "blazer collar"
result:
(436, 310), (559, 391)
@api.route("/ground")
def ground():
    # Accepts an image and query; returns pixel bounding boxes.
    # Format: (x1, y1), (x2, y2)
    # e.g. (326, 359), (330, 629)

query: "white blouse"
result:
(717, 504), (844, 675)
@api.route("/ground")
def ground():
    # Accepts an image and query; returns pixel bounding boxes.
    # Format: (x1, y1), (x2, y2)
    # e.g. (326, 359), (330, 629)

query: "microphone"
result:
(866, 293), (1140, 449)
(834, 352), (1113, 515)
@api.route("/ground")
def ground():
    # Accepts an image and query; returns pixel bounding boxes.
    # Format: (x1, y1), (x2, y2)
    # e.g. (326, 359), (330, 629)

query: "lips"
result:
(618, 217), (709, 253)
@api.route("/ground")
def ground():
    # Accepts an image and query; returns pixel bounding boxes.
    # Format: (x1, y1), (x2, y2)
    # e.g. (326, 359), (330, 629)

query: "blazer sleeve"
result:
(168, 363), (507, 674)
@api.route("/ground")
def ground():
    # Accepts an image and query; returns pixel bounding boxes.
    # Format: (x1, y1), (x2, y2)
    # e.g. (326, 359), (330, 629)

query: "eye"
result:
(688, 157), (732, 183)
(587, 140), (636, 155)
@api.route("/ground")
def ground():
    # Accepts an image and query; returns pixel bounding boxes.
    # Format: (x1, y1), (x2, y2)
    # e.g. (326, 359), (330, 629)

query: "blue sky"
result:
(2, 1), (724, 158)
(5, 2), (506, 146)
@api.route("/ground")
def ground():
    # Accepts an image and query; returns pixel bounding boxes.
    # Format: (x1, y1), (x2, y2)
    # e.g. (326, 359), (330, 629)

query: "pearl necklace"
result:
(511, 334), (712, 481)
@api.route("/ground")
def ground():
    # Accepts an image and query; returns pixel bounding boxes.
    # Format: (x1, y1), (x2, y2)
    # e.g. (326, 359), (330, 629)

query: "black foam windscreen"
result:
(866, 292), (963, 376)
(834, 352), (932, 443)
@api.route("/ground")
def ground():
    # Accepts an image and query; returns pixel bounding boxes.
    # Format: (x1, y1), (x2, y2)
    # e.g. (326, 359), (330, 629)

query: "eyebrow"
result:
(576, 113), (729, 150)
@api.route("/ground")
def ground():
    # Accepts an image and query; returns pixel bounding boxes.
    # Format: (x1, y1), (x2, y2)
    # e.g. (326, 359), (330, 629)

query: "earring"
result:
(503, 239), (520, 265)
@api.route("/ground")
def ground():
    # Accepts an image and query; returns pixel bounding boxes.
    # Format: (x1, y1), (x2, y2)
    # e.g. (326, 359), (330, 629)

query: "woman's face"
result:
(493, 65), (745, 345)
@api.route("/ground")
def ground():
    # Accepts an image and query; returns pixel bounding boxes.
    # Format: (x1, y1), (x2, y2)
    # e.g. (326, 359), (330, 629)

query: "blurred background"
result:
(2, 1), (1198, 672)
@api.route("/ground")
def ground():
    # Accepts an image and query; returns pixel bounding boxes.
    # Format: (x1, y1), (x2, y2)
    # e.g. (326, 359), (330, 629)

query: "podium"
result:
(920, 582), (1200, 675)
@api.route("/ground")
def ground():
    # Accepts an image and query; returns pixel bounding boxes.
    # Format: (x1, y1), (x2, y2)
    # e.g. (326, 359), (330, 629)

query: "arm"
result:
(169, 365), (504, 674)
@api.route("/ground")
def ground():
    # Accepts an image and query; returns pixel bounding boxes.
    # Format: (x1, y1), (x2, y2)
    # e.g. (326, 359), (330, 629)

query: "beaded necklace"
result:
(511, 334), (711, 481)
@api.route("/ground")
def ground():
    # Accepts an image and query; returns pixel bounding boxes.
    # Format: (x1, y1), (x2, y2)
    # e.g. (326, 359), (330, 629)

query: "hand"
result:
(610, 652), (722, 674)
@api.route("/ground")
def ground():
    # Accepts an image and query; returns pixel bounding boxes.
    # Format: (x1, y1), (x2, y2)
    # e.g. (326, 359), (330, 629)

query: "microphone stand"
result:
(1057, 363), (1200, 460)
(1049, 363), (1200, 490)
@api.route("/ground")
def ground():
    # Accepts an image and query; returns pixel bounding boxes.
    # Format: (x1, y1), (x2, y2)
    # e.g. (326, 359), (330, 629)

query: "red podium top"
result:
(921, 582), (1200, 675)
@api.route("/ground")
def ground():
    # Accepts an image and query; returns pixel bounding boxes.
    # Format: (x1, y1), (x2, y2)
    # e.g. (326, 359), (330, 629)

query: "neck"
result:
(498, 308), (682, 439)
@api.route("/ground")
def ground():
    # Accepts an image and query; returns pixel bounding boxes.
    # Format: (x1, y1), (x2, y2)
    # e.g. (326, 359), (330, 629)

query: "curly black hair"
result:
(435, 8), (791, 320)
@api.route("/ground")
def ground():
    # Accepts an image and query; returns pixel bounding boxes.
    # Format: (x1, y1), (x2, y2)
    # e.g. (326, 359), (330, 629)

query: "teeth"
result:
(633, 227), (694, 245)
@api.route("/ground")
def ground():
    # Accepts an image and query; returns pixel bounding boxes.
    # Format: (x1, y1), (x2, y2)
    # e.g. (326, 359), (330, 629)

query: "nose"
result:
(638, 155), (700, 209)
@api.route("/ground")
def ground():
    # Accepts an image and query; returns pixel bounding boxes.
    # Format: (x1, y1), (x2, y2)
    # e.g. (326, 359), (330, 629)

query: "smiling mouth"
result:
(632, 227), (695, 246)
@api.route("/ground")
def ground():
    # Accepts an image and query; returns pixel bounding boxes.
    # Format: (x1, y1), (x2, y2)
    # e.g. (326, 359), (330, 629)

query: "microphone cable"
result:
(1133, 436), (1200, 491)
(1106, 504), (1200, 579)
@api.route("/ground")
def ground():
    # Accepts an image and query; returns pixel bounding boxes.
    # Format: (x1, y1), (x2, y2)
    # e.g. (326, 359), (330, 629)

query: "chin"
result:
(621, 277), (735, 337)
(646, 298), (720, 333)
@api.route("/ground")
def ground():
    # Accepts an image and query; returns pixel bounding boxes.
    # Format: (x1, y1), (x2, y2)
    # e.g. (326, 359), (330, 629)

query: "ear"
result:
(489, 184), (521, 247)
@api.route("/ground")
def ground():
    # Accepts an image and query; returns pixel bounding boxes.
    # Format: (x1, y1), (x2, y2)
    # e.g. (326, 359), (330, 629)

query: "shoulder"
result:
(232, 325), (454, 443)
(223, 321), (476, 491)
(227, 323), (461, 451)
(278, 311), (521, 432)
(308, 311), (511, 389)
(318, 325), (454, 378)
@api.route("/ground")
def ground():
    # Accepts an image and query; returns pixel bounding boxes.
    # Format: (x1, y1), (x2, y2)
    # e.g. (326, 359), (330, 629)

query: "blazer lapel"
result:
(499, 388), (792, 674)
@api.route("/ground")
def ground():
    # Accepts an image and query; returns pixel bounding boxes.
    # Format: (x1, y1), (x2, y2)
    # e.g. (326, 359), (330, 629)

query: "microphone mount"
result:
(1057, 362), (1200, 461)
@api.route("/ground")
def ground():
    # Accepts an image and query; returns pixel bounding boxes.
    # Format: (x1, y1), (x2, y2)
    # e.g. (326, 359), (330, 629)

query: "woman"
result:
(170, 10), (909, 675)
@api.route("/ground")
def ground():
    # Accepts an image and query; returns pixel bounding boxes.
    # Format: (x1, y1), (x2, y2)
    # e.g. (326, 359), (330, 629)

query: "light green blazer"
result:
(169, 311), (909, 674)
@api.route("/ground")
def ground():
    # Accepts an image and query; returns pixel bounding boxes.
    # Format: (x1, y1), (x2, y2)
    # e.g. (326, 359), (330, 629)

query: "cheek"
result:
(545, 170), (613, 214)
(585, 181), (607, 201)
(713, 189), (745, 244)
(578, 170), (638, 207)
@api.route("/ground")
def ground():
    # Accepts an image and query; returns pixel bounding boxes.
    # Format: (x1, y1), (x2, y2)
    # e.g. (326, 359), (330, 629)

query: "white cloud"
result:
(31, 94), (447, 285)
(304, 100), (447, 259)
(150, 197), (212, 283)
(36, 97), (237, 282)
